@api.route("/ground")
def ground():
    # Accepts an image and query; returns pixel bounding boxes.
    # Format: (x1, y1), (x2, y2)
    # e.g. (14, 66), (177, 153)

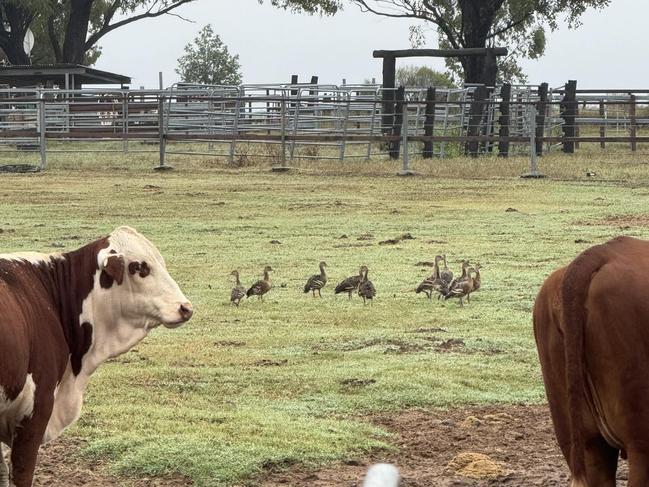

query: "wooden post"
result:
(498, 83), (511, 157)
(630, 94), (637, 152)
(561, 80), (577, 154)
(382, 56), (396, 133)
(389, 86), (404, 160)
(290, 74), (298, 109)
(535, 82), (548, 156)
(599, 99), (606, 149)
(465, 85), (488, 157)
(422, 86), (436, 158)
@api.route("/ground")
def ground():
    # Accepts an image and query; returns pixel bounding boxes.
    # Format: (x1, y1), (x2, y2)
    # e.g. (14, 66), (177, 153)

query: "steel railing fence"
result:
(0, 84), (647, 170)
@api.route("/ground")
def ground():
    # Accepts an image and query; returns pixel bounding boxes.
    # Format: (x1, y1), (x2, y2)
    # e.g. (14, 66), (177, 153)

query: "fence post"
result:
(38, 92), (46, 171)
(398, 101), (414, 175)
(381, 56), (396, 133)
(535, 82), (548, 156)
(465, 85), (488, 157)
(422, 86), (436, 158)
(389, 86), (404, 160)
(280, 95), (287, 165)
(497, 83), (511, 157)
(599, 99), (606, 149)
(122, 92), (129, 153)
(630, 94), (637, 152)
(521, 106), (545, 179)
(561, 80), (577, 153)
(230, 88), (242, 165)
(339, 94), (351, 161)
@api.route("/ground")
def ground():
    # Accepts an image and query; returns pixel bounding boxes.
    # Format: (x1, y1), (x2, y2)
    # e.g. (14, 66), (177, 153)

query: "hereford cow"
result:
(0, 226), (193, 487)
(534, 235), (649, 486)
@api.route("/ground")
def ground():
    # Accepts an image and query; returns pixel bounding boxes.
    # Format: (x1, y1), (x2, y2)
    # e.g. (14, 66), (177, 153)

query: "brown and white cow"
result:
(534, 235), (649, 486)
(0, 226), (192, 487)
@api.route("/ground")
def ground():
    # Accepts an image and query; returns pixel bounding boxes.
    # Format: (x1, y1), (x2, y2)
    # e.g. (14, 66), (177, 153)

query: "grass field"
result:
(2, 147), (649, 486)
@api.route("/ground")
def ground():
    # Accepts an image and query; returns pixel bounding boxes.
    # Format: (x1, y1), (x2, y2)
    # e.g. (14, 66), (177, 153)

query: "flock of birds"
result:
(229, 254), (481, 307)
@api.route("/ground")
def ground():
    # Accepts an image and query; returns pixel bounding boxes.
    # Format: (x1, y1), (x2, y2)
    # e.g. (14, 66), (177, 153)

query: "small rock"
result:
(270, 239), (282, 244)
(505, 207), (518, 212)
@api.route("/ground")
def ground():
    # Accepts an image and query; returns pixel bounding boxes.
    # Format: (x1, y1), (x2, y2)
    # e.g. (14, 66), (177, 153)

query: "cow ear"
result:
(102, 254), (125, 286)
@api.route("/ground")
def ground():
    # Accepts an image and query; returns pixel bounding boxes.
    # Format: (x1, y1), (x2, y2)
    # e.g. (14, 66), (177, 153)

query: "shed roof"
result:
(0, 64), (131, 87)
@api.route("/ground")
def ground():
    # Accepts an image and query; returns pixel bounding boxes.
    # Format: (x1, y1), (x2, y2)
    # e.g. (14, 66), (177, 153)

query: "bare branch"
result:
(85, 0), (196, 50)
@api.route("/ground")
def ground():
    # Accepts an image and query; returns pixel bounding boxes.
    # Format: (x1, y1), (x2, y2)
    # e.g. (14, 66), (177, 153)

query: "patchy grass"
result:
(2, 148), (649, 486)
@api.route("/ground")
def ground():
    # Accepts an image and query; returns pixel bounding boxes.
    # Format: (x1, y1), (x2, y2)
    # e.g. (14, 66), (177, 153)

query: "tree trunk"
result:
(458, 0), (503, 85)
(62, 0), (93, 64)
(0, 3), (33, 65)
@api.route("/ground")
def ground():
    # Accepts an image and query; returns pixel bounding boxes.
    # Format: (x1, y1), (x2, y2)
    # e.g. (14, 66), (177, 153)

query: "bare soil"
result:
(30, 404), (630, 486)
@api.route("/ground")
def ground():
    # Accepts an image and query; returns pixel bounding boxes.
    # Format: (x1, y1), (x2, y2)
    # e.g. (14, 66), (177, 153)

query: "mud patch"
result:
(261, 404), (630, 486)
(253, 359), (289, 367)
(579, 214), (649, 228)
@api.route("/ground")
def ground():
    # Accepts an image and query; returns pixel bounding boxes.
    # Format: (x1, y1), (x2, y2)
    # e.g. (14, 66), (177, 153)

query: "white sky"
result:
(96, 0), (646, 89)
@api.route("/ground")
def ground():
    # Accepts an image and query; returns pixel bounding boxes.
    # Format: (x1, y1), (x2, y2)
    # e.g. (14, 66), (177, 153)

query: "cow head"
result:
(94, 226), (193, 331)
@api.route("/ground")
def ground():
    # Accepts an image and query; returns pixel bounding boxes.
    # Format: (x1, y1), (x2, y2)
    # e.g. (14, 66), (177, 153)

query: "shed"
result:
(0, 64), (131, 89)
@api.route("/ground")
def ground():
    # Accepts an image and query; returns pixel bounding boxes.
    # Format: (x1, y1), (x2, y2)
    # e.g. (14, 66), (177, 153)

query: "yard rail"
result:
(0, 81), (646, 171)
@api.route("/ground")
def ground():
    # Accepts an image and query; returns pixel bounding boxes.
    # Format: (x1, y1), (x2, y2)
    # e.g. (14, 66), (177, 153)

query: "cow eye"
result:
(128, 261), (141, 275)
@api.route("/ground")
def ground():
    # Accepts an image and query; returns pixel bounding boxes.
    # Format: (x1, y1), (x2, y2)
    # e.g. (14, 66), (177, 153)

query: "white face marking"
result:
(0, 374), (36, 446)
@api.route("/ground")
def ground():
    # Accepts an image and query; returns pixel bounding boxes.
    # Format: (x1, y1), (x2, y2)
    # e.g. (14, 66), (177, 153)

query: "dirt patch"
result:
(261, 404), (629, 486)
(579, 214), (649, 228)
(27, 405), (630, 486)
(253, 359), (289, 367)
(31, 437), (190, 486)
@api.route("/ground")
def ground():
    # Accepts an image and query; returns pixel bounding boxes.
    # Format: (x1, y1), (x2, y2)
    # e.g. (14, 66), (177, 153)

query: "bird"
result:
(229, 270), (246, 306)
(358, 266), (376, 305)
(304, 261), (327, 297)
(467, 263), (482, 303)
(440, 254), (454, 284)
(447, 259), (470, 291)
(246, 266), (273, 301)
(444, 266), (475, 307)
(416, 255), (445, 299)
(335, 266), (366, 300)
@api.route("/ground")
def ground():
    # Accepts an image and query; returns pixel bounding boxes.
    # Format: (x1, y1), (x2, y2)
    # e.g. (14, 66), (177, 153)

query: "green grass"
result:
(2, 147), (649, 485)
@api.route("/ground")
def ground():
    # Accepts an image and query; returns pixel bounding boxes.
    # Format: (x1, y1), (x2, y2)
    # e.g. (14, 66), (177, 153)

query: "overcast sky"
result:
(96, 0), (646, 89)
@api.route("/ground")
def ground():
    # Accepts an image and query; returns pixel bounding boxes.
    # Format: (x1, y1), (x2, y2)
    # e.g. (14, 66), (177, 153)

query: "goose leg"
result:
(459, 298), (464, 307)
(0, 444), (9, 487)
(318, 289), (322, 298)
(312, 290), (316, 298)
(348, 291), (352, 300)
(467, 294), (471, 304)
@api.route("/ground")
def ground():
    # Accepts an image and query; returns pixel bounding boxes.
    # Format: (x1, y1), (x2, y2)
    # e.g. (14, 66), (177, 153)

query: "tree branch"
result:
(84, 0), (196, 50)
(486, 12), (533, 39)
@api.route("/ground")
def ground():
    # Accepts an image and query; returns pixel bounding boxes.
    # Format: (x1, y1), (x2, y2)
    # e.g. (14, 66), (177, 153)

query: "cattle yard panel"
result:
(0, 85), (647, 170)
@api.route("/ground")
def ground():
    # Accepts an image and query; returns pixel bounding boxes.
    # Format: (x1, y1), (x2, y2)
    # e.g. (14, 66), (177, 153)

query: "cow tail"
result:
(560, 245), (608, 483)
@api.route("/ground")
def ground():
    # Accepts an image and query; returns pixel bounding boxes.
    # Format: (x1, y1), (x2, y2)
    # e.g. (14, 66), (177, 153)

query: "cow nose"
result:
(179, 302), (193, 321)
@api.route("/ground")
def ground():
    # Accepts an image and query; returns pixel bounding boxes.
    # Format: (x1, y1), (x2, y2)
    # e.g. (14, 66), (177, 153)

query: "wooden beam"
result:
(373, 48), (507, 58)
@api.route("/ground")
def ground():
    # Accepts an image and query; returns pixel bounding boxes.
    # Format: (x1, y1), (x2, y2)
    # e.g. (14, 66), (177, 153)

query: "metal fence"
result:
(0, 83), (647, 171)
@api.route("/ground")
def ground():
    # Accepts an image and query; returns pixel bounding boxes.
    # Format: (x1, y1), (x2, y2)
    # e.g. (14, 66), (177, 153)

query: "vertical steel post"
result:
(155, 72), (171, 170)
(122, 92), (129, 153)
(280, 95), (287, 165)
(38, 92), (46, 171)
(339, 93), (351, 162)
(399, 101), (411, 175)
(230, 87), (242, 164)
(521, 105), (544, 178)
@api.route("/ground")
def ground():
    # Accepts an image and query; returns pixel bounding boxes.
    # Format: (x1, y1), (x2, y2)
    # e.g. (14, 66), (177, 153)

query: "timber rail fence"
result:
(0, 81), (647, 171)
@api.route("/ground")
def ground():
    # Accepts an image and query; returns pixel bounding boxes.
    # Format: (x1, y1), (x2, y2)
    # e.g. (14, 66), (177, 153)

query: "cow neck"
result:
(44, 237), (109, 378)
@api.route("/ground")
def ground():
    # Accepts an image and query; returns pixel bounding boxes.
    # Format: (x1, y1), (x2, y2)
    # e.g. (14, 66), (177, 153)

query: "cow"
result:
(0, 226), (193, 487)
(534, 235), (649, 486)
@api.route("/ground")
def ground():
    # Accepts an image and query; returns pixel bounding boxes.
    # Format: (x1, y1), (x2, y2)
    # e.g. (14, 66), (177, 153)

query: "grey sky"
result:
(97, 0), (646, 89)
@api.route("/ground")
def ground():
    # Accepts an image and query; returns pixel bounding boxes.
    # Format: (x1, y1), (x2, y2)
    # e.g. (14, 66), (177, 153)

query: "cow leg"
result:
(0, 444), (9, 487)
(627, 451), (649, 487)
(10, 393), (54, 487)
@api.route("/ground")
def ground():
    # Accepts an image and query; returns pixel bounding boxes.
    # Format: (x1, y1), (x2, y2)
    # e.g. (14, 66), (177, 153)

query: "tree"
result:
(0, 0), (39, 65)
(349, 0), (611, 84)
(396, 65), (455, 88)
(176, 25), (242, 85)
(0, 0), (342, 66)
